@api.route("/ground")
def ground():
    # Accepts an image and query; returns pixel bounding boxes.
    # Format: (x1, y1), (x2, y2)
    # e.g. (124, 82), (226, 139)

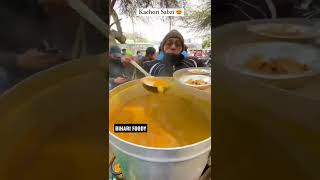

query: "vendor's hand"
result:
(121, 56), (133, 66)
(113, 76), (128, 84)
(121, 56), (141, 65)
(17, 49), (62, 71)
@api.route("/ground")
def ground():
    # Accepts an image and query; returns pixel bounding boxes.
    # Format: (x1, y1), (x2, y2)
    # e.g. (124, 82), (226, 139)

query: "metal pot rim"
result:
(109, 131), (211, 151)
(109, 77), (211, 151)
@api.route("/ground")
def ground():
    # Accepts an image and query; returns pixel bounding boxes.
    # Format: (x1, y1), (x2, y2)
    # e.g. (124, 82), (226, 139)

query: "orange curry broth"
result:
(109, 94), (211, 148)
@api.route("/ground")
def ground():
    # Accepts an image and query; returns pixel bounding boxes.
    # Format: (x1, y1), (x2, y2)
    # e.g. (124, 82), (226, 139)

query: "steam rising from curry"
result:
(109, 94), (211, 148)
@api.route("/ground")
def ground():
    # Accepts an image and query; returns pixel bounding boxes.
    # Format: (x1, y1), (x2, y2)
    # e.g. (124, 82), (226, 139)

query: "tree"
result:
(109, 0), (180, 46)
(124, 32), (150, 43)
(182, 0), (211, 33)
(202, 36), (211, 49)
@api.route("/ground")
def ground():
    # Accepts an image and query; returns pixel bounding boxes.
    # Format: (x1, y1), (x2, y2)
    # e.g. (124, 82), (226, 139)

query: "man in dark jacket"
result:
(108, 45), (133, 90)
(141, 47), (156, 63)
(143, 30), (204, 76)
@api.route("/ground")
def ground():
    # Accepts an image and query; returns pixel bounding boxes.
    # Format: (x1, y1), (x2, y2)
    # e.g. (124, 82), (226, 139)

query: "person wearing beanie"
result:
(143, 29), (204, 76)
(109, 45), (132, 90)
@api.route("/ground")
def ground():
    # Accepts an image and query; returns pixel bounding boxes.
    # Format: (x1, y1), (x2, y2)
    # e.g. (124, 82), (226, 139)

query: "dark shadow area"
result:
(214, 1), (320, 180)
(0, 0), (108, 179)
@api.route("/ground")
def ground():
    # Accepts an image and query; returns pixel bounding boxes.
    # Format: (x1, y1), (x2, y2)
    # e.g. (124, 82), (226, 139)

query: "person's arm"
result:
(148, 61), (174, 77)
(156, 64), (174, 76)
(142, 61), (153, 74)
(142, 60), (166, 76)
(147, 54), (187, 76)
(185, 57), (206, 67)
(195, 58), (206, 67)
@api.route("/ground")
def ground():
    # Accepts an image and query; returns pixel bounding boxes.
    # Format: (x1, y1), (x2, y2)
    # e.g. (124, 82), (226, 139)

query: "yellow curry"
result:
(109, 94), (211, 148)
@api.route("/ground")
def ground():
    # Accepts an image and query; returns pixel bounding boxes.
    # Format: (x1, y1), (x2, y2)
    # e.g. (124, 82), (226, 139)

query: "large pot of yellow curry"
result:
(109, 77), (211, 180)
(0, 57), (106, 180)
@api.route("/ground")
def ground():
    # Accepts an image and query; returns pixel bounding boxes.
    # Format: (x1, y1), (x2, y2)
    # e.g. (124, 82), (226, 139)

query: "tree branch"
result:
(110, 18), (122, 28)
(111, 0), (117, 9)
(110, 30), (126, 44)
(110, 9), (123, 34)
(109, 0), (182, 45)
(145, 0), (151, 8)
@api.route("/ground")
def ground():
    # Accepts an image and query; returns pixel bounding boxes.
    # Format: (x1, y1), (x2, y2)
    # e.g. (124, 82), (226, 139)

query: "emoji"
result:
(176, 9), (182, 15)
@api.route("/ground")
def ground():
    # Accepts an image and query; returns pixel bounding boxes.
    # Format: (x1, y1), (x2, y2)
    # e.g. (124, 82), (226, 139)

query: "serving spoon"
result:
(129, 60), (170, 93)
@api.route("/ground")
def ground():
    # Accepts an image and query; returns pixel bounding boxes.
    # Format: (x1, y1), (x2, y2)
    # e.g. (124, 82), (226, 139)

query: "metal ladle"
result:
(129, 60), (170, 93)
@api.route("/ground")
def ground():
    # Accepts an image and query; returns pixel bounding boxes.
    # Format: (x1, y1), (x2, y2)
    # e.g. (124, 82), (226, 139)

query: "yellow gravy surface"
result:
(109, 94), (211, 148)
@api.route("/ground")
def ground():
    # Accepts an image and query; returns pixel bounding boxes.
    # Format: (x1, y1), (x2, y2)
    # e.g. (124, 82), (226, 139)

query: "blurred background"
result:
(214, 0), (320, 180)
(0, 0), (108, 179)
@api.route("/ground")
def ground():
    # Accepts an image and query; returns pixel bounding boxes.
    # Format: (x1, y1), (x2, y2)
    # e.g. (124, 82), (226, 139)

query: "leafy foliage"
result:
(109, 0), (181, 44)
(123, 32), (150, 43)
(202, 36), (211, 49)
(183, 0), (211, 32)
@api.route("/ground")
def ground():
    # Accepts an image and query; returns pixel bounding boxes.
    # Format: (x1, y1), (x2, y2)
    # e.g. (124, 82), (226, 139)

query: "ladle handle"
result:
(130, 60), (150, 77)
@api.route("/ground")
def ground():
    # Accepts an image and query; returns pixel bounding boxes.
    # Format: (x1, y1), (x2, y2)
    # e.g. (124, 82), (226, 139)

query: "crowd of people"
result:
(109, 29), (211, 90)
(189, 50), (211, 59)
